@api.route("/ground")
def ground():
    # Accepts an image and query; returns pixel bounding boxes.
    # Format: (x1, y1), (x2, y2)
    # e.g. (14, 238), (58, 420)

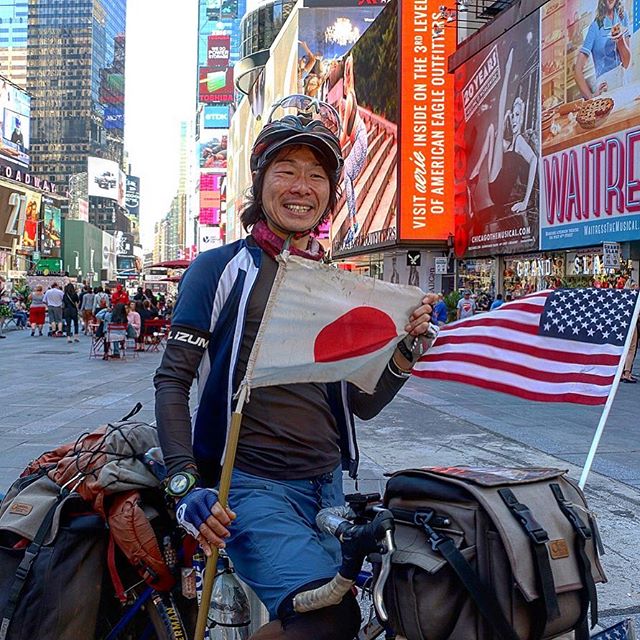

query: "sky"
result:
(124, 0), (198, 253)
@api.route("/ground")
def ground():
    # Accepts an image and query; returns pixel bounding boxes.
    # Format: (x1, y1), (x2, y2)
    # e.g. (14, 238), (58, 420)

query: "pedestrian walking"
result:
(111, 283), (129, 306)
(28, 285), (47, 336)
(456, 290), (476, 320)
(43, 282), (64, 336)
(62, 282), (80, 343)
(0, 276), (9, 338)
(79, 286), (95, 334)
(92, 286), (109, 314)
(432, 293), (448, 326)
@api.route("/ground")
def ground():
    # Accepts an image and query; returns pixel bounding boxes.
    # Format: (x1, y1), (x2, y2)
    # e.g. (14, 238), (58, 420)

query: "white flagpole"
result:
(579, 290), (640, 489)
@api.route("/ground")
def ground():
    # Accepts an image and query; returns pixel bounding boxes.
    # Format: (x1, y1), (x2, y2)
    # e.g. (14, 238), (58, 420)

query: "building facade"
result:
(0, 0), (28, 87)
(26, 0), (126, 189)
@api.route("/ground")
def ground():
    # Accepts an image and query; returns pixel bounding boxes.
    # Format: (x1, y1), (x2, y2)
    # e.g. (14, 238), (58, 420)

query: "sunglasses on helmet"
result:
(267, 94), (342, 137)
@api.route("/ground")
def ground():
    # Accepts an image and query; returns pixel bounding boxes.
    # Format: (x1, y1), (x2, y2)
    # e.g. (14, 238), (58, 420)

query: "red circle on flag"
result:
(314, 306), (398, 363)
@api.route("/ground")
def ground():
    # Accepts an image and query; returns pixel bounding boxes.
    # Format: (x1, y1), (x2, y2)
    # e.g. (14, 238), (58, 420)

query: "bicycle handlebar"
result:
(293, 505), (395, 623)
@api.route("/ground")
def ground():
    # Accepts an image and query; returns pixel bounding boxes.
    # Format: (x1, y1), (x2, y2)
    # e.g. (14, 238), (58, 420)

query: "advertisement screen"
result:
(399, 0), (456, 242)
(0, 183), (40, 250)
(539, 0), (640, 249)
(126, 175), (140, 217)
(200, 131), (228, 168)
(200, 173), (224, 225)
(454, 12), (541, 257)
(199, 67), (234, 103)
(206, 0), (238, 20)
(104, 106), (124, 130)
(297, 6), (384, 90)
(207, 34), (231, 67)
(203, 105), (230, 129)
(198, 225), (223, 252)
(0, 82), (31, 167)
(198, 0), (241, 72)
(88, 156), (121, 201)
(41, 196), (61, 258)
(322, 0), (398, 257)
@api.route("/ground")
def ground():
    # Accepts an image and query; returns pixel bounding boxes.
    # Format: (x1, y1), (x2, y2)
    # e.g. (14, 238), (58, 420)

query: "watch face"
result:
(170, 474), (190, 495)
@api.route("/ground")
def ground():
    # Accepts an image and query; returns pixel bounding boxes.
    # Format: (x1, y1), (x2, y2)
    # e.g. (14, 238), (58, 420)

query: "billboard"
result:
(199, 173), (223, 225)
(0, 81), (31, 167)
(207, 34), (231, 67)
(454, 12), (540, 257)
(539, 0), (640, 249)
(0, 182), (41, 251)
(198, 225), (223, 252)
(41, 196), (61, 258)
(125, 175), (140, 217)
(297, 6), (384, 86)
(199, 67), (234, 103)
(324, 0), (399, 256)
(205, 0), (238, 20)
(104, 106), (124, 130)
(88, 156), (121, 201)
(399, 0), (456, 242)
(203, 105), (230, 129)
(200, 131), (228, 168)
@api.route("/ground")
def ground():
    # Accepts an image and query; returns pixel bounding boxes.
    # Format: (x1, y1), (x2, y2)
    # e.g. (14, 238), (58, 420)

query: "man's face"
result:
(261, 145), (330, 235)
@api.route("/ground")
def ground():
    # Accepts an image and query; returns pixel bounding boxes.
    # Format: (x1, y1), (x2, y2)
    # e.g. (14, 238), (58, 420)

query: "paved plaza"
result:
(1, 326), (638, 632)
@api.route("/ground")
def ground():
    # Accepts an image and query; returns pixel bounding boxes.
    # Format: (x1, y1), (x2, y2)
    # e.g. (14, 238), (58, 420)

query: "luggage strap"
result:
(498, 488), (561, 638)
(415, 513), (520, 640)
(0, 489), (67, 640)
(549, 483), (598, 631)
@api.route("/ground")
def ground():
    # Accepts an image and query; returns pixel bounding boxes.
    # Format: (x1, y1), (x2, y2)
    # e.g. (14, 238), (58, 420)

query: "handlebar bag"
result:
(0, 473), (107, 640)
(382, 466), (606, 640)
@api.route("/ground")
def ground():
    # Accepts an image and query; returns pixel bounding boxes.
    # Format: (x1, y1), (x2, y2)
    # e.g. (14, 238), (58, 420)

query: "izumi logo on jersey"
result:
(168, 329), (210, 350)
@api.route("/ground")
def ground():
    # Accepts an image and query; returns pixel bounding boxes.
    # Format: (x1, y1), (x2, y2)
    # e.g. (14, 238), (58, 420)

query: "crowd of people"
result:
(0, 278), (174, 356)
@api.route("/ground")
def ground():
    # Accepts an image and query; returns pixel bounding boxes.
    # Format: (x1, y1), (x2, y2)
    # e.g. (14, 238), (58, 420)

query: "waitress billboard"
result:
(539, 0), (640, 249)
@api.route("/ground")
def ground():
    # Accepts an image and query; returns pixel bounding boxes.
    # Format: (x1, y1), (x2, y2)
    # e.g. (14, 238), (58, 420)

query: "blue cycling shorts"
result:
(223, 466), (344, 618)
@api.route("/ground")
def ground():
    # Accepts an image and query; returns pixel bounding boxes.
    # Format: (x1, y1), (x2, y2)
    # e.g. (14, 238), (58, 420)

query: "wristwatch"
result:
(164, 471), (199, 499)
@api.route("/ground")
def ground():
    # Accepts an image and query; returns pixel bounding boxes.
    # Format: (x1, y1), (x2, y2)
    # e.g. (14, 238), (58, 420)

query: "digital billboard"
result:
(297, 5), (384, 88)
(198, 225), (223, 252)
(0, 81), (31, 167)
(453, 12), (540, 257)
(197, 0), (243, 73)
(199, 173), (223, 225)
(104, 106), (124, 130)
(200, 131), (228, 168)
(539, 0), (640, 249)
(0, 183), (40, 251)
(207, 34), (231, 67)
(398, 0), (456, 242)
(203, 105), (230, 129)
(126, 175), (140, 217)
(88, 156), (121, 201)
(205, 0), (238, 20)
(41, 196), (61, 258)
(322, 0), (399, 256)
(199, 67), (234, 103)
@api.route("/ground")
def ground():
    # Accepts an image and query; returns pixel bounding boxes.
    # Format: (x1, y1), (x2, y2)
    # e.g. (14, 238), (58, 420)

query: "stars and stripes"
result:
(591, 618), (636, 640)
(413, 289), (639, 406)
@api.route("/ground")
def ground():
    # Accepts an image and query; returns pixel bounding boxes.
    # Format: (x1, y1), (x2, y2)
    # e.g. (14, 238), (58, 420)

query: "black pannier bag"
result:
(0, 472), (107, 640)
(382, 466), (607, 640)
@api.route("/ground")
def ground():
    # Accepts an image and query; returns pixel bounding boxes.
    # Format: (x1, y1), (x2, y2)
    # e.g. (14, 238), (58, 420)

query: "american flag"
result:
(413, 289), (639, 405)
(591, 619), (636, 640)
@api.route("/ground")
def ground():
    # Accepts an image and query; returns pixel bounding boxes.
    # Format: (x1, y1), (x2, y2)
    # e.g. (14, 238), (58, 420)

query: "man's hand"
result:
(405, 293), (438, 337)
(175, 488), (236, 557)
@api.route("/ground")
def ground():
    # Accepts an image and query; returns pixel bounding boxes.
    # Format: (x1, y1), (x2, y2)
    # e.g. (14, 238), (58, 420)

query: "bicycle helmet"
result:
(250, 114), (344, 183)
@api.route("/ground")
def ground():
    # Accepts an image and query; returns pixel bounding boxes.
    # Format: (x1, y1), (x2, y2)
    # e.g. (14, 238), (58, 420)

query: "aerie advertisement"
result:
(540, 0), (640, 249)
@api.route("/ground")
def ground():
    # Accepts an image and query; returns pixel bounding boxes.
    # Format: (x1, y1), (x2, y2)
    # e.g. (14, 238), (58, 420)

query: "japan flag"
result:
(243, 255), (424, 394)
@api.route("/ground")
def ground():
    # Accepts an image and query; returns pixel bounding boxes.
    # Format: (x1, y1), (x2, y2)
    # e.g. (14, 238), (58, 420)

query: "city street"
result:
(1, 326), (639, 632)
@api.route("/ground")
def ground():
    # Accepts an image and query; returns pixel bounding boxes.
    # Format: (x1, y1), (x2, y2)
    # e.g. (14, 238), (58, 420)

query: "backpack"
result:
(0, 472), (107, 640)
(382, 466), (607, 640)
(0, 407), (175, 639)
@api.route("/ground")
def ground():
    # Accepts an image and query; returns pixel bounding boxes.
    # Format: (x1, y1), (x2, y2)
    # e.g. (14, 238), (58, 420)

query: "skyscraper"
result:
(27, 0), (126, 191)
(0, 0), (28, 88)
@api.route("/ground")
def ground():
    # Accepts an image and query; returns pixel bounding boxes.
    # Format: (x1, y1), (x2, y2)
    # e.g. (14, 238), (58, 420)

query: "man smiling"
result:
(155, 97), (436, 639)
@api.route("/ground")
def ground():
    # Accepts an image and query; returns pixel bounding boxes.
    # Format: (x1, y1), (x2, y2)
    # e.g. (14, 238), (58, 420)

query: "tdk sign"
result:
(204, 106), (229, 129)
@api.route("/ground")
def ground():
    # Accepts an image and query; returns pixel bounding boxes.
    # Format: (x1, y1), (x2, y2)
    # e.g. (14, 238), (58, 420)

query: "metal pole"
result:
(195, 385), (248, 640)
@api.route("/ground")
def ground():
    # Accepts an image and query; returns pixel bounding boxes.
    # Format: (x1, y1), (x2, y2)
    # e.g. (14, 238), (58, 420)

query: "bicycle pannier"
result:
(382, 466), (606, 640)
